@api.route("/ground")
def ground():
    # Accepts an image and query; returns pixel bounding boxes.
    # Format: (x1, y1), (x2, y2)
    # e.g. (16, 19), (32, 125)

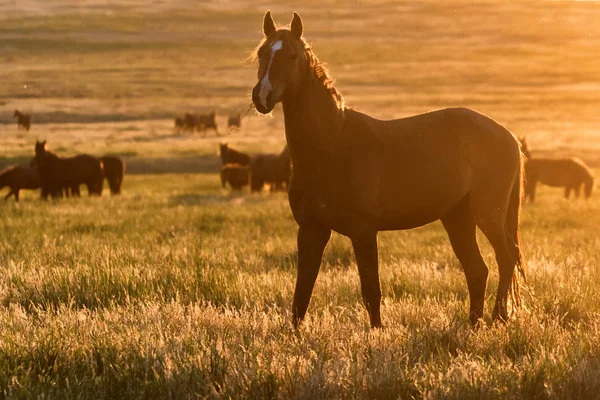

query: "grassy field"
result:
(1, 0), (600, 398)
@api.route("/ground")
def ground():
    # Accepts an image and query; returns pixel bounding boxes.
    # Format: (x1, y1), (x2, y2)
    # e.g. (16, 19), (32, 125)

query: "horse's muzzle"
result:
(252, 84), (275, 114)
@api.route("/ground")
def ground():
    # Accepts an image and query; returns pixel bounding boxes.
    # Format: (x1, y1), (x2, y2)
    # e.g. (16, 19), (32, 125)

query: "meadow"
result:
(1, 0), (600, 398)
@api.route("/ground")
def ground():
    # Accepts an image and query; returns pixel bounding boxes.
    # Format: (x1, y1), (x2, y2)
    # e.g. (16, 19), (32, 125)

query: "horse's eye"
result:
(290, 52), (298, 60)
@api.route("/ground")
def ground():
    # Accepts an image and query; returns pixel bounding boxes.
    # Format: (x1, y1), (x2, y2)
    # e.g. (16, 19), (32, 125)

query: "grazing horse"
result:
(183, 113), (200, 133)
(520, 138), (594, 202)
(250, 146), (292, 192)
(219, 143), (251, 166)
(101, 155), (126, 195)
(32, 140), (104, 199)
(251, 11), (526, 328)
(198, 111), (219, 135)
(228, 114), (242, 129)
(174, 117), (186, 134)
(220, 164), (249, 190)
(0, 165), (40, 201)
(13, 110), (31, 131)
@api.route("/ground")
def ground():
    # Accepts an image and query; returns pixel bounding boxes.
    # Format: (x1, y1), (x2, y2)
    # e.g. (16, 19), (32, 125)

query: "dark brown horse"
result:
(251, 12), (526, 328)
(101, 155), (126, 195)
(174, 117), (186, 134)
(219, 143), (251, 166)
(520, 138), (594, 202)
(220, 164), (249, 190)
(198, 111), (219, 135)
(32, 140), (104, 199)
(13, 110), (31, 131)
(228, 114), (242, 129)
(0, 165), (40, 201)
(250, 146), (291, 192)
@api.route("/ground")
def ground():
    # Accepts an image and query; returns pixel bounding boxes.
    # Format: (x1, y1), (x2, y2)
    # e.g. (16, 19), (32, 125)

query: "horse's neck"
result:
(282, 70), (345, 171)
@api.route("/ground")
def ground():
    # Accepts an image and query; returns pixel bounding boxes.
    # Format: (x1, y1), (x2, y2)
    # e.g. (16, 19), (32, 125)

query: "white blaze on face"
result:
(259, 40), (283, 108)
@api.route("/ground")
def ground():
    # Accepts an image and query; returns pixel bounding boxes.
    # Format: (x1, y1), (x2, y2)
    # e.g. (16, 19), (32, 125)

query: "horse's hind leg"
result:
(351, 231), (382, 328)
(574, 185), (581, 199)
(527, 179), (537, 203)
(292, 223), (331, 327)
(441, 196), (489, 326)
(564, 186), (571, 199)
(477, 215), (519, 322)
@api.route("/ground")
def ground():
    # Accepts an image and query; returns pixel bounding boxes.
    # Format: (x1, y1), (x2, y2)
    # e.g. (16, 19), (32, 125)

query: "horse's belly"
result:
(376, 173), (469, 230)
(377, 211), (444, 231)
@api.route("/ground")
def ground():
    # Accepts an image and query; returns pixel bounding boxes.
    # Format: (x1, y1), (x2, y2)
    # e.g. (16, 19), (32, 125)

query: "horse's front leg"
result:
(292, 223), (331, 327)
(351, 232), (382, 328)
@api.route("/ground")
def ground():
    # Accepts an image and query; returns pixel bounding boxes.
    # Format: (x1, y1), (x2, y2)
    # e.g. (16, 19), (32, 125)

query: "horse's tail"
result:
(507, 150), (527, 311)
(584, 171), (595, 199)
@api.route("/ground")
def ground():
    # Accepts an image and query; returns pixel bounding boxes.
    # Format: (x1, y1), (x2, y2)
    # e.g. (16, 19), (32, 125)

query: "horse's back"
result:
(225, 148), (251, 166)
(527, 157), (593, 186)
(0, 165), (40, 189)
(341, 107), (521, 230)
(57, 154), (103, 183)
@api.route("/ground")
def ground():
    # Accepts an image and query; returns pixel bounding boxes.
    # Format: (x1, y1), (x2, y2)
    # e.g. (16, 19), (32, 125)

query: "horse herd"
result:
(219, 143), (291, 193)
(173, 111), (242, 136)
(0, 140), (125, 201)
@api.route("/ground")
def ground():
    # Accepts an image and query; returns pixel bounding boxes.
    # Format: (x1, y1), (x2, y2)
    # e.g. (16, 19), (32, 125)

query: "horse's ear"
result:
(290, 12), (303, 39)
(263, 11), (276, 37)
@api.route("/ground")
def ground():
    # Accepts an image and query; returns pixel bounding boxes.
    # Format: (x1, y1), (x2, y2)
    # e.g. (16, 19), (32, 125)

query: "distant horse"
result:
(32, 140), (104, 199)
(13, 110), (31, 131)
(101, 155), (126, 195)
(182, 113), (200, 134)
(220, 164), (249, 190)
(219, 143), (251, 166)
(520, 138), (594, 202)
(174, 117), (186, 134)
(198, 111), (219, 135)
(251, 11), (526, 328)
(250, 146), (291, 192)
(228, 114), (242, 129)
(0, 165), (40, 201)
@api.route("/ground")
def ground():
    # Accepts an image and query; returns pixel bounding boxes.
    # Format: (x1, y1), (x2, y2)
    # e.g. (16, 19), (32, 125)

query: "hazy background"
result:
(0, 0), (599, 172)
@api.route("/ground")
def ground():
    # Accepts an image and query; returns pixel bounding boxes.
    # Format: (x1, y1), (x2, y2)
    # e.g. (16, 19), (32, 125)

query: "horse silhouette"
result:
(32, 140), (104, 199)
(101, 155), (125, 195)
(13, 110), (31, 131)
(520, 138), (594, 202)
(250, 146), (291, 192)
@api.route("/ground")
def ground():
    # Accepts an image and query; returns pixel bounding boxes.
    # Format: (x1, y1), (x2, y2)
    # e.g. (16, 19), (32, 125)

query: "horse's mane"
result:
(298, 37), (344, 110)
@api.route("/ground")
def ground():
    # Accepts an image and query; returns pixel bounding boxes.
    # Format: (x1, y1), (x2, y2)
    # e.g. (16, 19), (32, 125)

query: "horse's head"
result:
(219, 143), (229, 157)
(13, 110), (19, 117)
(34, 140), (47, 157)
(252, 11), (306, 114)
